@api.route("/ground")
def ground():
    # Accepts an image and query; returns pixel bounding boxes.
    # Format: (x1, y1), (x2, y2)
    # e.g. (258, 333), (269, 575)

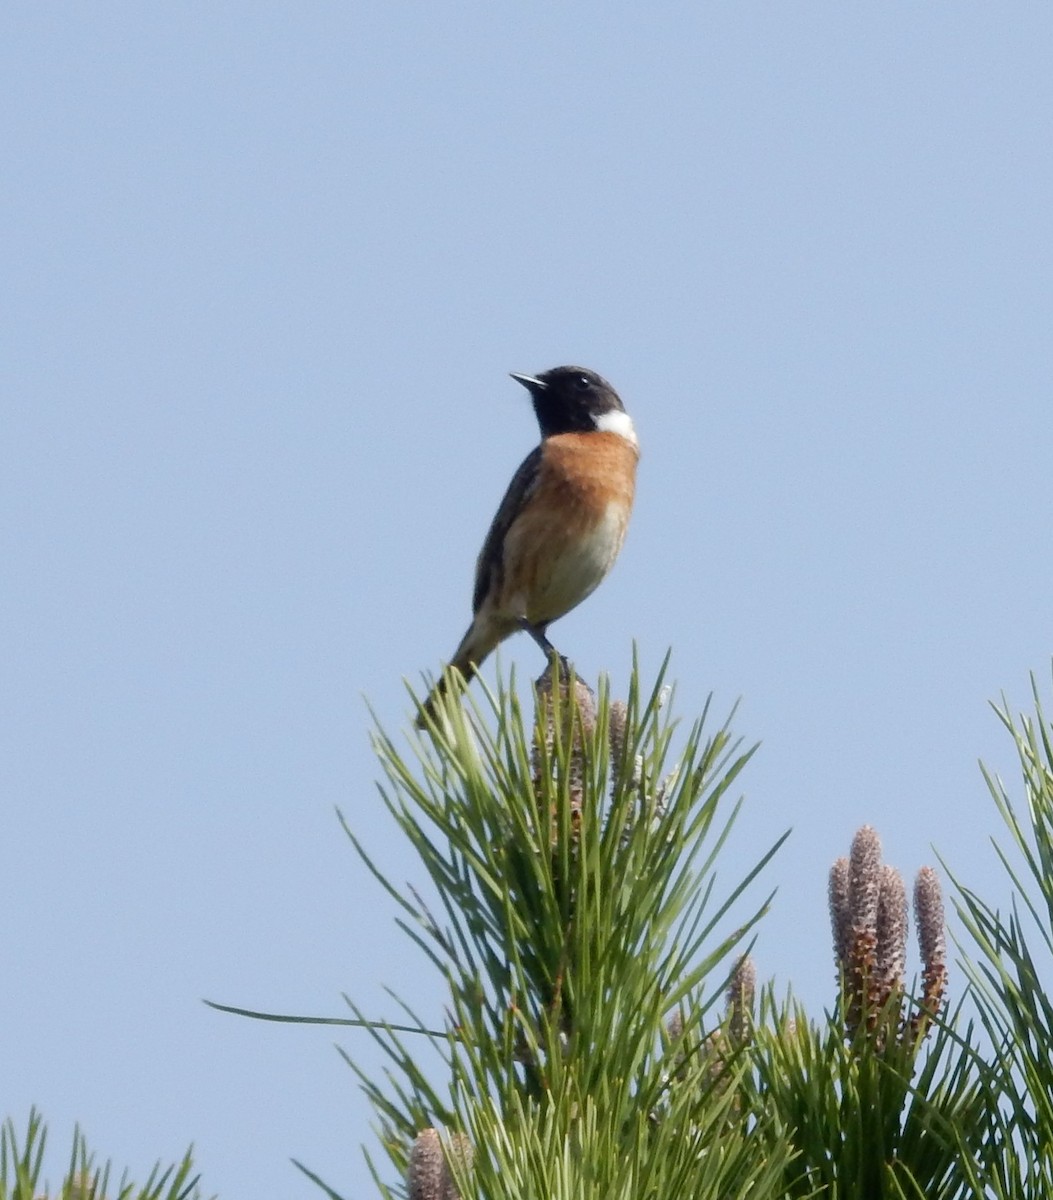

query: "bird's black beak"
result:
(509, 372), (547, 392)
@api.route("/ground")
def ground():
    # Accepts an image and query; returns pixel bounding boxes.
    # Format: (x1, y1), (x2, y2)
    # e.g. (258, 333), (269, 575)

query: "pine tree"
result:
(215, 659), (1053, 1200)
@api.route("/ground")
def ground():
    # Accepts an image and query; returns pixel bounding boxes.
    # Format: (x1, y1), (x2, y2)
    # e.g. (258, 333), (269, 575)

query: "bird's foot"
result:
(517, 619), (573, 680)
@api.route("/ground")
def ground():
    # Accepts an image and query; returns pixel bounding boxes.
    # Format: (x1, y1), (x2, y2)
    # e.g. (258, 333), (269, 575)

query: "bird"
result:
(417, 365), (638, 727)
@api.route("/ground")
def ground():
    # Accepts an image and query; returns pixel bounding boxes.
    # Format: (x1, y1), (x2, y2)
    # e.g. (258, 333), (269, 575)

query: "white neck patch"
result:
(594, 408), (638, 447)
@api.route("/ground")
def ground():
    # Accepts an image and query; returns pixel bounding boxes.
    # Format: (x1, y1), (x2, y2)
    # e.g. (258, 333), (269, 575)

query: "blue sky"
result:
(4, 4), (1052, 1197)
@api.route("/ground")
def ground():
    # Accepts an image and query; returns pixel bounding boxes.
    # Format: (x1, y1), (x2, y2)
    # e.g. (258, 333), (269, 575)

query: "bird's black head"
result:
(510, 366), (631, 440)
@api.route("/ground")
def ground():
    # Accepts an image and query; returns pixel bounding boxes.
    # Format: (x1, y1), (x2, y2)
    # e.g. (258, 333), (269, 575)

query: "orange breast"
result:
(498, 431), (638, 625)
(539, 431), (638, 514)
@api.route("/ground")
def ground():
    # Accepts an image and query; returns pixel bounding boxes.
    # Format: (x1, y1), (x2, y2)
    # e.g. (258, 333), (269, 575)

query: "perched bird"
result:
(417, 365), (638, 726)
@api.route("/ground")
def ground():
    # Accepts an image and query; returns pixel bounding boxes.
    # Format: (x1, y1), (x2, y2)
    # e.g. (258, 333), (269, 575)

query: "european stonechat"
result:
(417, 365), (638, 726)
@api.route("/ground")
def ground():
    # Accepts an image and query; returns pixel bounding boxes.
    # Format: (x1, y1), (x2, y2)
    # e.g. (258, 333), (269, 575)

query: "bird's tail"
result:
(415, 619), (503, 728)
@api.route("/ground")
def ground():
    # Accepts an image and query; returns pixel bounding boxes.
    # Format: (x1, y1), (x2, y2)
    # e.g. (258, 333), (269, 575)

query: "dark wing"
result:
(472, 446), (542, 615)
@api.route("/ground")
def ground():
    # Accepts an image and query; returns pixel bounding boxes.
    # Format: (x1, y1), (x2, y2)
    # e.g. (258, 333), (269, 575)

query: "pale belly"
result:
(501, 500), (630, 626)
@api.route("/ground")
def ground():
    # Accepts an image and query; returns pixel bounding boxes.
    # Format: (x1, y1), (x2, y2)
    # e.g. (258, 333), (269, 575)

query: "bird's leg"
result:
(518, 620), (571, 679)
(518, 617), (556, 657)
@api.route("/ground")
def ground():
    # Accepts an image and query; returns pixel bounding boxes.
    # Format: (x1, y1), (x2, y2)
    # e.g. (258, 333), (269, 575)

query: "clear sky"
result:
(4, 4), (1052, 1197)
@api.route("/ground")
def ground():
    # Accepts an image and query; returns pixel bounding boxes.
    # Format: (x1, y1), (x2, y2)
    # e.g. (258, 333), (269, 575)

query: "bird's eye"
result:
(574, 375), (591, 392)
